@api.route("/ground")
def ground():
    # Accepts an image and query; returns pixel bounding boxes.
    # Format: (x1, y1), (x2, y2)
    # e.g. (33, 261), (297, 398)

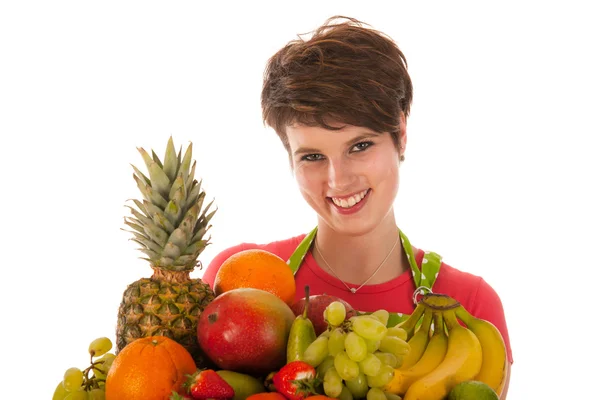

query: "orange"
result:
(105, 336), (196, 400)
(214, 249), (296, 305)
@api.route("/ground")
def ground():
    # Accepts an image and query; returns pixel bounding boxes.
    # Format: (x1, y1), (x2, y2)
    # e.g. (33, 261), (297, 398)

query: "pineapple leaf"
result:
(143, 200), (163, 217)
(127, 205), (154, 227)
(137, 147), (154, 174)
(189, 225), (208, 243)
(185, 163), (197, 197)
(132, 238), (162, 256)
(143, 223), (169, 247)
(179, 204), (200, 239)
(163, 136), (178, 182)
(186, 182), (201, 210)
(151, 150), (163, 169)
(163, 199), (182, 227)
(158, 256), (175, 268)
(167, 228), (188, 251)
(133, 174), (153, 204)
(131, 165), (151, 186)
(183, 239), (208, 256)
(148, 162), (171, 199)
(201, 198), (215, 219)
(123, 219), (145, 234)
(153, 213), (176, 234)
(174, 254), (198, 267)
(162, 242), (182, 260)
(133, 170), (168, 208)
(181, 143), (193, 185)
(136, 247), (159, 260)
(169, 175), (185, 203)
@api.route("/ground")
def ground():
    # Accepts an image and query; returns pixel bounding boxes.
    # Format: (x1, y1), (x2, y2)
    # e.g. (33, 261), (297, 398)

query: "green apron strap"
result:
(286, 227), (443, 327)
(287, 226), (318, 275)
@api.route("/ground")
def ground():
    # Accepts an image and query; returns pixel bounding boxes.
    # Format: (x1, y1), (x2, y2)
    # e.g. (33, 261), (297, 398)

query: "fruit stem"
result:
(442, 309), (461, 331)
(432, 311), (444, 335)
(303, 285), (310, 319)
(396, 302), (426, 338)
(454, 305), (474, 326)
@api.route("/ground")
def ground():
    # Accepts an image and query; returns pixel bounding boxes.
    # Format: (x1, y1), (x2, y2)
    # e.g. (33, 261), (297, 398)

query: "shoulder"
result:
(200, 234), (307, 289)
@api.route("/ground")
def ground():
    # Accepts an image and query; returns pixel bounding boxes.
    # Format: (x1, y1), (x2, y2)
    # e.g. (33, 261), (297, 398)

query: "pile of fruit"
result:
(52, 138), (507, 400)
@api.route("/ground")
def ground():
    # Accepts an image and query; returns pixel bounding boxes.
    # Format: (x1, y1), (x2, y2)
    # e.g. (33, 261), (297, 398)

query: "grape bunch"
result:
(52, 337), (116, 400)
(302, 302), (409, 400)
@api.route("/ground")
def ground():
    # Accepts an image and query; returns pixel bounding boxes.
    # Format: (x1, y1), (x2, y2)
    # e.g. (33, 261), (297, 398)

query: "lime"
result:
(448, 380), (499, 400)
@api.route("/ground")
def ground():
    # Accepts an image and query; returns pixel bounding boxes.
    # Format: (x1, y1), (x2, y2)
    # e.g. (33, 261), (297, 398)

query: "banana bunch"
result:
(382, 293), (507, 400)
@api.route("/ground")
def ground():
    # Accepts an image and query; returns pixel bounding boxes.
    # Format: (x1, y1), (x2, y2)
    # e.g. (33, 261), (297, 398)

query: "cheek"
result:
(293, 165), (316, 194)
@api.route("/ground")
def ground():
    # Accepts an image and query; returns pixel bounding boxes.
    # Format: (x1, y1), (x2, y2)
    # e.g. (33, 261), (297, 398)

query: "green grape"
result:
(327, 327), (346, 357)
(333, 351), (359, 381)
(345, 372), (369, 399)
(316, 355), (335, 379)
(394, 354), (404, 368)
(52, 381), (68, 400)
(93, 353), (116, 380)
(358, 353), (382, 377)
(344, 331), (367, 362)
(366, 364), (394, 388)
(323, 367), (343, 398)
(338, 385), (353, 400)
(325, 301), (346, 326)
(373, 351), (397, 367)
(63, 368), (84, 392)
(302, 335), (329, 367)
(89, 337), (113, 358)
(364, 338), (381, 353)
(371, 309), (389, 326)
(366, 387), (388, 400)
(88, 388), (106, 400)
(385, 327), (408, 341)
(64, 390), (87, 400)
(384, 393), (403, 400)
(351, 315), (387, 341)
(378, 336), (410, 359)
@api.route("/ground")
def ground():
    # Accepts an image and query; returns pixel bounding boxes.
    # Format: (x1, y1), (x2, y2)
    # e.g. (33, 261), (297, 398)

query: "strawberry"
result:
(183, 369), (235, 399)
(272, 361), (321, 400)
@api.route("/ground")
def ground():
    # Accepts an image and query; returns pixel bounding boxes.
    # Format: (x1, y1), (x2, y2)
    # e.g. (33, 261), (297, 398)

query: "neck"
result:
(312, 217), (409, 286)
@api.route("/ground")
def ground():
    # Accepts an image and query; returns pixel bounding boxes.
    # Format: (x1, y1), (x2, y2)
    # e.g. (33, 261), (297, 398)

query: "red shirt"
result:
(202, 233), (513, 364)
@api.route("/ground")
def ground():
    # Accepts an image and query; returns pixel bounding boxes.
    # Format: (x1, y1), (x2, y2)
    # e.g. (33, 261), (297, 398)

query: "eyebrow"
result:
(293, 132), (380, 156)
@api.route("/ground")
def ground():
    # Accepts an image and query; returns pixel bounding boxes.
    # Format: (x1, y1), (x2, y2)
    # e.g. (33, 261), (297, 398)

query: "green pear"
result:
(287, 285), (317, 363)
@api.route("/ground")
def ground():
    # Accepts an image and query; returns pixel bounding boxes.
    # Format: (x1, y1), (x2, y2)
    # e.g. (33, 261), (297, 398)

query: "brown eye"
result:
(351, 141), (374, 152)
(301, 154), (324, 162)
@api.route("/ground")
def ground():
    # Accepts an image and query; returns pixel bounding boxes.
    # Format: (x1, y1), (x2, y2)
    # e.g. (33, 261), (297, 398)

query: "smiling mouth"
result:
(329, 189), (370, 208)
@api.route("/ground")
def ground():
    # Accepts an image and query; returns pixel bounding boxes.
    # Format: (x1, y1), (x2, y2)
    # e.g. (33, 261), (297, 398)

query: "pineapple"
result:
(117, 136), (216, 367)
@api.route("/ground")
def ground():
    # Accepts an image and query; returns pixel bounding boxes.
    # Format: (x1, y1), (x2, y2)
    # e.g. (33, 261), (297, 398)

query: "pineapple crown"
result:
(123, 136), (217, 272)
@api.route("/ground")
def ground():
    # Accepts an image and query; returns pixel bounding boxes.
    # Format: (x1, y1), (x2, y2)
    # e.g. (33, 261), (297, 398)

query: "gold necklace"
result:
(314, 234), (400, 294)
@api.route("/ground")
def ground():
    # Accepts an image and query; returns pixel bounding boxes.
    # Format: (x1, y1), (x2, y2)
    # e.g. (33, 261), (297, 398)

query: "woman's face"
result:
(287, 123), (404, 236)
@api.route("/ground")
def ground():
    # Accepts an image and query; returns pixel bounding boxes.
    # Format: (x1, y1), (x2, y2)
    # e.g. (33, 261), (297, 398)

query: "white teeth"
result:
(332, 190), (368, 208)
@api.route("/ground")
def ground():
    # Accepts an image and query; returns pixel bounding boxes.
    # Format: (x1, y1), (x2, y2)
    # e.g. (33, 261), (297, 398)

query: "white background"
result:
(1, 1), (598, 398)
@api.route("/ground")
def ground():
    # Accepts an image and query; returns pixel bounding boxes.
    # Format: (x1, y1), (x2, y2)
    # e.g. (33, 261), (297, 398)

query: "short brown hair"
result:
(261, 15), (413, 154)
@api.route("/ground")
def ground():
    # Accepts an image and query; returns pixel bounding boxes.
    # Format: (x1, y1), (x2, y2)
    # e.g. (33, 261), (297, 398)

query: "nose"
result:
(327, 157), (356, 191)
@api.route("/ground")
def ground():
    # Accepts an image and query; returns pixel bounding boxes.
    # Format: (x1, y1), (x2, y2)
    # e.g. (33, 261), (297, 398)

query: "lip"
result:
(328, 189), (371, 215)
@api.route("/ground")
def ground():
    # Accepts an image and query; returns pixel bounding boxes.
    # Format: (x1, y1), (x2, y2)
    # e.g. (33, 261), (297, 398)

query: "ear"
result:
(399, 112), (407, 160)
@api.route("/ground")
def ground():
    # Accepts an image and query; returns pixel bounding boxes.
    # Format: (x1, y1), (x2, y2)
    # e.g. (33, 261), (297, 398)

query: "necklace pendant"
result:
(350, 288), (357, 294)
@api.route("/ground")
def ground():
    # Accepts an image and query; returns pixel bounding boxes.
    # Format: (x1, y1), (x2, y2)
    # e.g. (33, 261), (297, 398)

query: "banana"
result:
(403, 309), (483, 400)
(383, 311), (448, 395)
(399, 307), (434, 369)
(395, 302), (426, 340)
(455, 305), (507, 395)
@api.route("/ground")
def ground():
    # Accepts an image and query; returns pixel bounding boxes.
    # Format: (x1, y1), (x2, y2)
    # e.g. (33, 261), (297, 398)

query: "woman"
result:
(202, 15), (512, 397)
